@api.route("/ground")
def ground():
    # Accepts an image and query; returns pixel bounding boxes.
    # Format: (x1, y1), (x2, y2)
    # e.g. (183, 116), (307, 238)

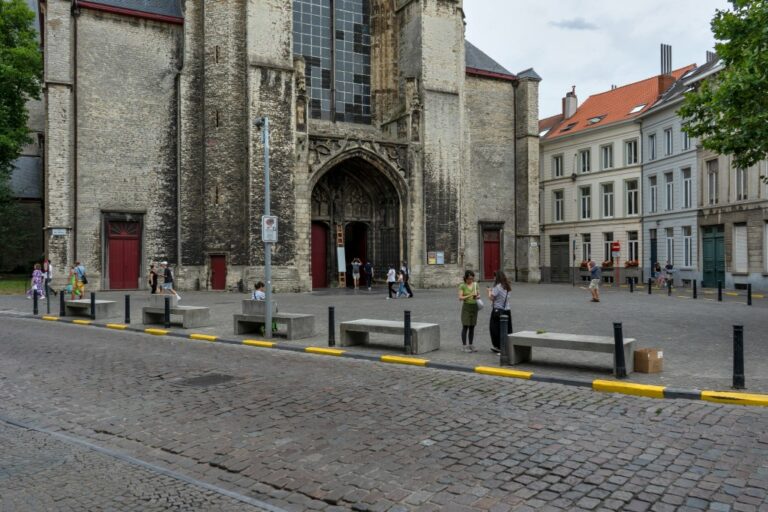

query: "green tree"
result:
(680, 0), (768, 175)
(0, 0), (42, 266)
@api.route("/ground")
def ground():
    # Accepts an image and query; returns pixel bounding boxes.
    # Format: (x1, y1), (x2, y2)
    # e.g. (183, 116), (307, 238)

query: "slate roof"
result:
(79, 0), (183, 19)
(465, 41), (516, 78)
(541, 65), (695, 141)
(643, 58), (723, 114)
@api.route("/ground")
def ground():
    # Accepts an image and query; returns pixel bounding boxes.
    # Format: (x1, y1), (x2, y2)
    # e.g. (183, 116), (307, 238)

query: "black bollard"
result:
(613, 322), (627, 379)
(747, 284), (752, 306)
(693, 279), (697, 300)
(733, 325), (745, 389)
(629, 278), (634, 293)
(125, 294), (131, 324)
(59, 290), (65, 317)
(33, 289), (39, 315)
(718, 281), (723, 302)
(45, 282), (50, 314)
(328, 306), (335, 347)
(667, 277), (672, 296)
(90, 292), (96, 320)
(499, 314), (510, 366)
(647, 277), (652, 295)
(164, 296), (171, 328)
(403, 310), (412, 355)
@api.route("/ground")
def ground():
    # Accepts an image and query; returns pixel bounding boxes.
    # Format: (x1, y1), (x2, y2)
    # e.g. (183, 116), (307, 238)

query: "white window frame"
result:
(665, 172), (674, 211)
(707, 160), (719, 205)
(733, 224), (748, 273)
(582, 233), (591, 261)
(665, 227), (675, 265)
(600, 144), (614, 170)
(579, 149), (591, 173)
(601, 183), (614, 218)
(603, 232), (614, 263)
(683, 168), (692, 209)
(649, 176), (658, 213)
(580, 186), (592, 220)
(628, 231), (639, 261)
(648, 133), (657, 161)
(736, 167), (748, 201)
(682, 130), (691, 150)
(626, 179), (639, 216)
(624, 139), (638, 166)
(683, 226), (693, 267)
(553, 190), (564, 222)
(553, 154), (563, 178)
(664, 128), (673, 156)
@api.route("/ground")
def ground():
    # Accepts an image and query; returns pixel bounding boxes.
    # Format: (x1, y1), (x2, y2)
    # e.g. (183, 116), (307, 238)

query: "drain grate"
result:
(175, 373), (235, 388)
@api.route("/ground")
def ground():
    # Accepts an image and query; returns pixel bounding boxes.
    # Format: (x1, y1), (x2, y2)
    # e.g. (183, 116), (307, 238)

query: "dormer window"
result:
(560, 122), (577, 133)
(629, 104), (646, 114)
(587, 115), (605, 125)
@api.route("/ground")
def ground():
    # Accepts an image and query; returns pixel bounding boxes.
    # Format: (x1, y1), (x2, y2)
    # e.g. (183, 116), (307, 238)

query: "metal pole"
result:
(328, 306), (335, 347)
(613, 322), (627, 379)
(404, 310), (412, 355)
(59, 290), (65, 317)
(747, 283), (752, 306)
(733, 325), (745, 390)
(647, 277), (652, 295)
(718, 281), (723, 302)
(164, 296), (171, 328)
(667, 277), (672, 296)
(45, 282), (50, 314)
(262, 116), (273, 340)
(90, 292), (96, 320)
(693, 279), (697, 299)
(499, 315), (510, 366)
(125, 294), (131, 324)
(33, 289), (39, 316)
(629, 278), (634, 293)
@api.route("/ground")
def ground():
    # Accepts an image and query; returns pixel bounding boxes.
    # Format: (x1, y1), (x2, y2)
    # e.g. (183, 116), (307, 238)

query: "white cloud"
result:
(549, 17), (599, 30)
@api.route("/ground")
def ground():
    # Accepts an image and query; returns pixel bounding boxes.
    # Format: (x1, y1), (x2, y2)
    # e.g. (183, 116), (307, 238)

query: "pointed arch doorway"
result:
(310, 156), (404, 288)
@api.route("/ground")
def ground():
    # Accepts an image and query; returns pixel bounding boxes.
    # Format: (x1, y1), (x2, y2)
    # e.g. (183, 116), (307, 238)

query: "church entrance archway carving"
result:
(310, 155), (405, 288)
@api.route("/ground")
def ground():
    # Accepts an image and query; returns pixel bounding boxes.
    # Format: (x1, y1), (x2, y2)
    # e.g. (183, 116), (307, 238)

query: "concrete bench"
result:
(233, 313), (314, 340)
(340, 319), (440, 355)
(142, 306), (211, 329)
(506, 331), (635, 373)
(64, 299), (117, 319)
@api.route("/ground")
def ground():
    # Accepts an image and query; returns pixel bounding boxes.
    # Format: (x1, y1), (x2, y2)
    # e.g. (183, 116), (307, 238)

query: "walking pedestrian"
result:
(588, 260), (601, 302)
(364, 260), (373, 290)
(159, 261), (180, 301)
(66, 266), (80, 300)
(458, 270), (480, 352)
(74, 261), (87, 298)
(42, 258), (57, 296)
(386, 264), (396, 299)
(401, 261), (413, 297)
(26, 263), (46, 300)
(148, 264), (158, 294)
(487, 270), (512, 354)
(396, 271), (407, 298)
(351, 257), (362, 289)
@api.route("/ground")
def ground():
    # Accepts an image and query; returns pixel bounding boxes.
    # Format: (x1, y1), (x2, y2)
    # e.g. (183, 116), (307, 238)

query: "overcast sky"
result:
(464, 1), (730, 119)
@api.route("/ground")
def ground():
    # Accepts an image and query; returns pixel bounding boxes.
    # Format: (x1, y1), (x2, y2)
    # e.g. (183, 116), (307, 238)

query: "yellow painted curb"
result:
(243, 339), (276, 348)
(190, 334), (217, 342)
(701, 391), (768, 407)
(725, 292), (739, 297)
(106, 323), (128, 330)
(305, 347), (345, 356)
(753, 294), (765, 299)
(72, 319), (92, 325)
(381, 355), (428, 367)
(145, 328), (169, 336)
(593, 380), (665, 399)
(475, 366), (532, 380)
(42, 316), (59, 321)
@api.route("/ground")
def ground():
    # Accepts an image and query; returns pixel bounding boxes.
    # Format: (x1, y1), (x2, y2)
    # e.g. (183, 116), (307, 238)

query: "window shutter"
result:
(733, 225), (748, 272)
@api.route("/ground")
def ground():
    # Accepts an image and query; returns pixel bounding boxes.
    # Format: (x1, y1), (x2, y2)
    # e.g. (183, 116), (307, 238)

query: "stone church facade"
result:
(40, 0), (540, 291)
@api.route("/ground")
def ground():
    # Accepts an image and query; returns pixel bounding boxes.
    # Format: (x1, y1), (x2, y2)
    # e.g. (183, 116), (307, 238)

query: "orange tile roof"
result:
(539, 113), (563, 134)
(542, 65), (695, 141)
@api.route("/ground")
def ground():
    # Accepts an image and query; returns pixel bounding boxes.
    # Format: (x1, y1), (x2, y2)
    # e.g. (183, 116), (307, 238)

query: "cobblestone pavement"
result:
(1, 317), (767, 511)
(1, 281), (765, 392)
(0, 420), (273, 511)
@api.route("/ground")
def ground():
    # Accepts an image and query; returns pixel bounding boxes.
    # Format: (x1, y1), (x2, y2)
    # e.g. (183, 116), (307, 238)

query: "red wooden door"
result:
(311, 222), (328, 288)
(108, 221), (140, 289)
(483, 230), (501, 280)
(210, 255), (226, 290)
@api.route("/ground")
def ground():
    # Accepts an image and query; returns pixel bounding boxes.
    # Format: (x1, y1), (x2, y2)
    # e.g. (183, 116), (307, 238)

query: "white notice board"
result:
(336, 247), (346, 273)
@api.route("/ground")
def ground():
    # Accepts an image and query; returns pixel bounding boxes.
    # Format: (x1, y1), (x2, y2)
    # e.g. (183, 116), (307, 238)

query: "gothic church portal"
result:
(40, 0), (541, 291)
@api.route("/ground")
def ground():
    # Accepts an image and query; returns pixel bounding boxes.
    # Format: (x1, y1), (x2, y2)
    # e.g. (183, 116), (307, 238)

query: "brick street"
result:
(1, 317), (767, 511)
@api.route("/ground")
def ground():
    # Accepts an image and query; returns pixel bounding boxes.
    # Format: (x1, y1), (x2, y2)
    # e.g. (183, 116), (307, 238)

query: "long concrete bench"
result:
(233, 313), (314, 340)
(340, 319), (440, 355)
(64, 299), (117, 319)
(506, 331), (635, 373)
(142, 306), (211, 329)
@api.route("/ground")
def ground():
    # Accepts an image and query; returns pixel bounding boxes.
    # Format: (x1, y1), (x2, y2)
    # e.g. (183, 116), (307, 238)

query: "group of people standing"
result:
(348, 258), (413, 299)
(26, 259), (87, 301)
(147, 261), (180, 300)
(457, 270), (512, 353)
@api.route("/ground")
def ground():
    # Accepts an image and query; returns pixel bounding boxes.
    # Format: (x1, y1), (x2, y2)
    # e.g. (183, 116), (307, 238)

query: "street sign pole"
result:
(259, 116), (273, 339)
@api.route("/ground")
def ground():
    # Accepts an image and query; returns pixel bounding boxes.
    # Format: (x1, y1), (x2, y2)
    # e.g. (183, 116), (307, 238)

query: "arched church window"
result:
(345, 181), (370, 219)
(312, 186), (330, 218)
(293, 0), (371, 124)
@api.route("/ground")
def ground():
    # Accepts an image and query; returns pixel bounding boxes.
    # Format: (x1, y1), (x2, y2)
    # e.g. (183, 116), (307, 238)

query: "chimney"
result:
(562, 85), (578, 119)
(657, 43), (675, 95)
(706, 50), (717, 63)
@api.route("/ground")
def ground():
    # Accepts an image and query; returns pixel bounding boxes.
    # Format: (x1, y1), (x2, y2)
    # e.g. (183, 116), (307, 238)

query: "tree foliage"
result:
(0, 0), (42, 266)
(680, 0), (768, 173)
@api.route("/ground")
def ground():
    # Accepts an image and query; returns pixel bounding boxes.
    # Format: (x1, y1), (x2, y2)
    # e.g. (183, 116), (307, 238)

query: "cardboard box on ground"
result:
(634, 348), (664, 373)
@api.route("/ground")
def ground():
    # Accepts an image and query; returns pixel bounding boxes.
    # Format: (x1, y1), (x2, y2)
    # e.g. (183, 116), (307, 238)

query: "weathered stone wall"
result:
(463, 75), (516, 279)
(73, 10), (181, 287)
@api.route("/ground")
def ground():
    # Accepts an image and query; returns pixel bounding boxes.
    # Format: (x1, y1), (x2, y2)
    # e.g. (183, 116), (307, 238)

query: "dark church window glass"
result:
(293, 0), (371, 125)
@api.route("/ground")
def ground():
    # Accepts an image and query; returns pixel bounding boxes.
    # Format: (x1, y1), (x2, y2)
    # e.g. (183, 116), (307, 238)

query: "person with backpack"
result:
(159, 261), (180, 301)
(487, 270), (512, 354)
(74, 261), (87, 298)
(363, 260), (373, 290)
(400, 261), (413, 297)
